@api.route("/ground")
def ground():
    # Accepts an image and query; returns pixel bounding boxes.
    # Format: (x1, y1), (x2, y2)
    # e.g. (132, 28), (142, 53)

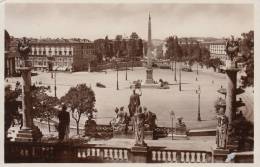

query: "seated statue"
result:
(158, 79), (170, 89)
(110, 107), (129, 134)
(85, 113), (97, 137)
(175, 117), (187, 135)
(143, 106), (157, 131)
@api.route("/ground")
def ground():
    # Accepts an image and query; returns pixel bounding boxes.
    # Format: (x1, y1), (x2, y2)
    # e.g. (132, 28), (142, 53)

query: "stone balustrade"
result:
(75, 146), (129, 162)
(6, 141), (253, 163)
(150, 149), (212, 163)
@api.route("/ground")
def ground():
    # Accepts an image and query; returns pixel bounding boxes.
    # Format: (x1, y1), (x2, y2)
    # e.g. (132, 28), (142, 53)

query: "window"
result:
(59, 51), (62, 55)
(43, 51), (46, 55)
(69, 51), (72, 55)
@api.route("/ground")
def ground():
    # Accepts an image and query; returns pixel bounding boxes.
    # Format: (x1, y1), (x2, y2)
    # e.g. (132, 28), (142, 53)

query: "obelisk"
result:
(145, 13), (154, 84)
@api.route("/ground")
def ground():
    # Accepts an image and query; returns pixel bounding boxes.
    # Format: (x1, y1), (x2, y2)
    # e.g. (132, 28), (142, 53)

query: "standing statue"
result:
(133, 105), (146, 146)
(225, 36), (240, 68)
(17, 37), (31, 67)
(216, 108), (229, 149)
(128, 89), (142, 117)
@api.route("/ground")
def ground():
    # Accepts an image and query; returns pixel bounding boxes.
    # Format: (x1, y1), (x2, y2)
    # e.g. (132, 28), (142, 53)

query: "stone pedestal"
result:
(213, 148), (230, 163)
(14, 67), (42, 142)
(15, 126), (42, 142)
(130, 145), (148, 163)
(145, 68), (154, 84)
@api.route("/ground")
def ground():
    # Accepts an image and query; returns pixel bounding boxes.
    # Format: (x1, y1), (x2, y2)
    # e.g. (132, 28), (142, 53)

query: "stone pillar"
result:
(226, 69), (238, 123)
(15, 66), (42, 142)
(21, 67), (33, 129)
(225, 68), (239, 150)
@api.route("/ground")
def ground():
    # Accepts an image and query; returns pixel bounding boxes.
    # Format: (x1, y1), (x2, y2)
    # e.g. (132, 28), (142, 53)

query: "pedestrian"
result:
(58, 105), (70, 141)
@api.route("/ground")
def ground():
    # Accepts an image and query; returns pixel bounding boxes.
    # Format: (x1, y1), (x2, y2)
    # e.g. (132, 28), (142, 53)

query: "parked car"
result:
(182, 67), (192, 72)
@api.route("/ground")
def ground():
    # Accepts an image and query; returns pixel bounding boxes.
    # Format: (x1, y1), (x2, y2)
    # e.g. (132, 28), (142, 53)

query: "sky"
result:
(4, 3), (254, 40)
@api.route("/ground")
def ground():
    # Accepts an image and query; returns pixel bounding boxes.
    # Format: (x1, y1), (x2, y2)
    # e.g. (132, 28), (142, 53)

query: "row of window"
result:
(210, 45), (225, 49)
(31, 50), (73, 55)
(31, 46), (73, 51)
(32, 61), (72, 67)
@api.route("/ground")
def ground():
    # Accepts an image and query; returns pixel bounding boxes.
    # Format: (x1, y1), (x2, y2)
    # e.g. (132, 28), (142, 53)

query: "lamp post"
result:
(125, 62), (128, 80)
(174, 60), (177, 81)
(131, 57), (134, 71)
(54, 70), (57, 98)
(179, 62), (182, 91)
(196, 85), (201, 121)
(170, 110), (175, 140)
(197, 63), (199, 75)
(116, 62), (119, 90)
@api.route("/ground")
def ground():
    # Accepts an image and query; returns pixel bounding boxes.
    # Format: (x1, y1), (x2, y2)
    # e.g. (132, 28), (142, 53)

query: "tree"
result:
(200, 47), (211, 68)
(31, 85), (59, 132)
(239, 31), (254, 87)
(5, 85), (20, 139)
(60, 84), (96, 135)
(209, 58), (223, 72)
(94, 39), (105, 63)
(113, 35), (122, 58)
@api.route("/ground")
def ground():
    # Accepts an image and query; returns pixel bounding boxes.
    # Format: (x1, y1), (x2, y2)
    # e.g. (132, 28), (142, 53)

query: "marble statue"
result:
(175, 117), (187, 135)
(216, 108), (229, 149)
(225, 36), (240, 68)
(133, 105), (146, 146)
(17, 37), (31, 67)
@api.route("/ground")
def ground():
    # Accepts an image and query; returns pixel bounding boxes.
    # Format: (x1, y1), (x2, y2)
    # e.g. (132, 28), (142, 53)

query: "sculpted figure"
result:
(133, 105), (146, 146)
(216, 108), (229, 149)
(175, 117), (187, 135)
(225, 36), (240, 68)
(143, 106), (157, 131)
(17, 37), (31, 67)
(128, 89), (142, 117)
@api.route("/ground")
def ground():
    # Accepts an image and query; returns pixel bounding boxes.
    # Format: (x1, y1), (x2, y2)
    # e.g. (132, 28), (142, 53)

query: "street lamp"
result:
(125, 62), (128, 80)
(174, 60), (177, 82)
(196, 85), (201, 121)
(116, 62), (119, 90)
(179, 62), (182, 91)
(170, 110), (175, 140)
(197, 63), (199, 75)
(54, 70), (57, 98)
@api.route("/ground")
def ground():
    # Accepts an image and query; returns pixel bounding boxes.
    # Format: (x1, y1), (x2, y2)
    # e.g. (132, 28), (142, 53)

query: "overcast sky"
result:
(4, 3), (254, 40)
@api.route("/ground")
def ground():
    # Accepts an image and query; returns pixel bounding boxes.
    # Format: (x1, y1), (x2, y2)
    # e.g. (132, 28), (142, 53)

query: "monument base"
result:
(15, 126), (42, 142)
(130, 145), (149, 163)
(145, 68), (154, 84)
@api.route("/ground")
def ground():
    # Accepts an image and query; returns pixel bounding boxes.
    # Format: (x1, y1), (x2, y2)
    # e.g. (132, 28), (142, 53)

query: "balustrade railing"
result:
(75, 146), (130, 162)
(149, 148), (212, 163)
(5, 141), (214, 163)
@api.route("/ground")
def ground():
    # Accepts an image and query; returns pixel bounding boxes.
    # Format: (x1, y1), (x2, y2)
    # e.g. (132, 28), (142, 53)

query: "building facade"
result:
(14, 39), (96, 72)
(209, 40), (227, 61)
(5, 30), (17, 77)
